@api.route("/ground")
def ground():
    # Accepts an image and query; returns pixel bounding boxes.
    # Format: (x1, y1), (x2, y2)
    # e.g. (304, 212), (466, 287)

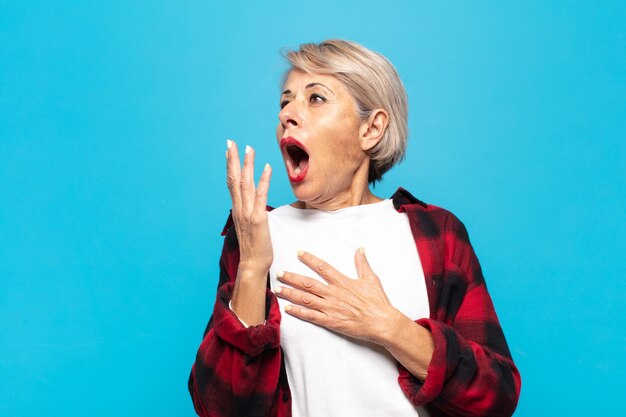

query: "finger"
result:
(241, 145), (256, 213)
(274, 285), (326, 311)
(297, 251), (342, 286)
(283, 303), (329, 326)
(276, 270), (330, 297)
(254, 163), (272, 214)
(354, 246), (375, 280)
(226, 139), (242, 210)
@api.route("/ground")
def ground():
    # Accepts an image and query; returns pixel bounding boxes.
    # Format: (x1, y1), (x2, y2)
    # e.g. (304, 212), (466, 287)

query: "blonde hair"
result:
(283, 39), (408, 183)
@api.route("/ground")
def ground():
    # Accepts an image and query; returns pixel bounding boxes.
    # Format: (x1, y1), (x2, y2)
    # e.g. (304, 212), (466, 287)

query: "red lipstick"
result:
(280, 137), (310, 183)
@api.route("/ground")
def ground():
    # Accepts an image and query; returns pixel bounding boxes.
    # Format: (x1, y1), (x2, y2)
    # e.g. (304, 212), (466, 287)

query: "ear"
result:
(359, 109), (389, 152)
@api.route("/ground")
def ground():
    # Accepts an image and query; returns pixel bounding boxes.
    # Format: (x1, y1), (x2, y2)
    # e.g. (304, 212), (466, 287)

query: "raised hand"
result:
(226, 139), (273, 326)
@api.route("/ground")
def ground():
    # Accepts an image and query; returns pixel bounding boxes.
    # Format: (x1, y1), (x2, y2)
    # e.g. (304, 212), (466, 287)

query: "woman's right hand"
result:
(226, 140), (273, 325)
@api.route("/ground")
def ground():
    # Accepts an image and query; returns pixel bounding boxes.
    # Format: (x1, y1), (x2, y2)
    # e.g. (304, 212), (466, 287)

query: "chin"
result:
(289, 181), (322, 206)
(290, 181), (312, 201)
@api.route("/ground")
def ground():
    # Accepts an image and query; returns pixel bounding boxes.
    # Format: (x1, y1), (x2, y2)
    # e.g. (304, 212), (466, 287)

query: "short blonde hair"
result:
(283, 39), (408, 183)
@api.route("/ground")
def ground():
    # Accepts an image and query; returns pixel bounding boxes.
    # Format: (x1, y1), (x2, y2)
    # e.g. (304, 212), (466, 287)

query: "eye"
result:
(280, 100), (290, 109)
(309, 93), (326, 105)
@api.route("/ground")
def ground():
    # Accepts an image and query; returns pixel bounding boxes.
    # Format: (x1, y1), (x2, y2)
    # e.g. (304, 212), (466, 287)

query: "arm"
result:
(189, 141), (291, 416)
(398, 286), (521, 417)
(188, 227), (287, 417)
(274, 210), (520, 417)
(397, 212), (521, 417)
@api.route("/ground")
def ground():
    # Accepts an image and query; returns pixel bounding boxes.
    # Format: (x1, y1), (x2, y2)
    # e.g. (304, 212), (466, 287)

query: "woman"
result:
(189, 40), (521, 417)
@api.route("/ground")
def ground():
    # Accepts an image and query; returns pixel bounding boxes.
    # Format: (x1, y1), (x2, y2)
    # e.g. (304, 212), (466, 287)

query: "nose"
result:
(278, 101), (300, 131)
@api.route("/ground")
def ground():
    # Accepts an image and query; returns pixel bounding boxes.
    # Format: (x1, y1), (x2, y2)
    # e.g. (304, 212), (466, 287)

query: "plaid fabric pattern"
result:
(189, 188), (521, 417)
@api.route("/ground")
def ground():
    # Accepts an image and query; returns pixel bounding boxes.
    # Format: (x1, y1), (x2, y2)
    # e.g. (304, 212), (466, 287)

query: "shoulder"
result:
(394, 188), (484, 287)
(392, 187), (470, 243)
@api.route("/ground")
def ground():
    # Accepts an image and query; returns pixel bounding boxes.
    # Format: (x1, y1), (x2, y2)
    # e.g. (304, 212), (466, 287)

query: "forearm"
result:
(231, 266), (269, 326)
(189, 276), (285, 415)
(190, 318), (283, 416)
(401, 317), (520, 417)
(226, 140), (274, 328)
(393, 282), (520, 415)
(378, 309), (434, 381)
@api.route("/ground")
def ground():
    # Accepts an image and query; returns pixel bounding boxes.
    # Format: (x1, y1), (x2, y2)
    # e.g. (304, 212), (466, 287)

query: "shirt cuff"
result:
(212, 282), (281, 357)
(228, 299), (267, 328)
(397, 318), (448, 406)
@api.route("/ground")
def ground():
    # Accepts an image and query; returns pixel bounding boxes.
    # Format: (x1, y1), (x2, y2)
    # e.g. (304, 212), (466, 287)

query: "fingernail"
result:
(264, 163), (270, 172)
(275, 286), (282, 294)
(284, 304), (292, 312)
(245, 145), (251, 154)
(276, 270), (284, 278)
(359, 246), (365, 255)
(226, 139), (233, 149)
(297, 250), (305, 257)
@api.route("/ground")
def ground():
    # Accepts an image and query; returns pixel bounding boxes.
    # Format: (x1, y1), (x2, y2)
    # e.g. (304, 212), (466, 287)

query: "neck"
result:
(294, 160), (383, 211)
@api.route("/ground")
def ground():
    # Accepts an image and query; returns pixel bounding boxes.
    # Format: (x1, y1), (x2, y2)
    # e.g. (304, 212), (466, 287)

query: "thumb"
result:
(354, 247), (375, 280)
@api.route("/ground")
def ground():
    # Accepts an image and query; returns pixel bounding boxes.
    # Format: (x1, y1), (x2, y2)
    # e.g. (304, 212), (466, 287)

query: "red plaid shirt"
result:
(189, 188), (521, 417)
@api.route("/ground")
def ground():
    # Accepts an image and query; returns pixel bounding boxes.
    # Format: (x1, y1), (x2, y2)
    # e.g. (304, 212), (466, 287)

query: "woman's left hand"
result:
(275, 248), (403, 344)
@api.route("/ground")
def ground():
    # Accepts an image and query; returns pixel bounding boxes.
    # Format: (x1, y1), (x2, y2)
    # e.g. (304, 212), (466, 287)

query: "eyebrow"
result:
(281, 82), (334, 97)
(305, 82), (332, 92)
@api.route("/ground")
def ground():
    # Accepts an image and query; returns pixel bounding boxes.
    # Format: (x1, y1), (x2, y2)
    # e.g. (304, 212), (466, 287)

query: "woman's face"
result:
(276, 70), (368, 207)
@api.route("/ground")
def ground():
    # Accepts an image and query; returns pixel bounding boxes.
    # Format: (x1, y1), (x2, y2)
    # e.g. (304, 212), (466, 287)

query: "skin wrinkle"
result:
(229, 65), (435, 395)
(277, 70), (380, 211)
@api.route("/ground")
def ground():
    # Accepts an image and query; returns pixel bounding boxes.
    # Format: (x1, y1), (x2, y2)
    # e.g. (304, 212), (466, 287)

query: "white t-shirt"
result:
(267, 199), (431, 417)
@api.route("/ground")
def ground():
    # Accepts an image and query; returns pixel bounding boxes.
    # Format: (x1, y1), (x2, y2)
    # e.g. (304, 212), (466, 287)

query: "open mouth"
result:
(280, 137), (310, 183)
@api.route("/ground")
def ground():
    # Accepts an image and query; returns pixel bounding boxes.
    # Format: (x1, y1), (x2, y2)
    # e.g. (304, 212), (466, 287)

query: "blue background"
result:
(1, 1), (624, 415)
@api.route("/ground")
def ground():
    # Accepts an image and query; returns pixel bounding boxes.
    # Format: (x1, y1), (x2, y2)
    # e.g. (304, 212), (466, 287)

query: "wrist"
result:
(238, 261), (270, 280)
(374, 307), (407, 347)
(233, 267), (268, 299)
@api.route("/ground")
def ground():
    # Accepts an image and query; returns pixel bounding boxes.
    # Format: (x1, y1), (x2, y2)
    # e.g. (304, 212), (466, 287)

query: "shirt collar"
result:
(391, 187), (428, 211)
